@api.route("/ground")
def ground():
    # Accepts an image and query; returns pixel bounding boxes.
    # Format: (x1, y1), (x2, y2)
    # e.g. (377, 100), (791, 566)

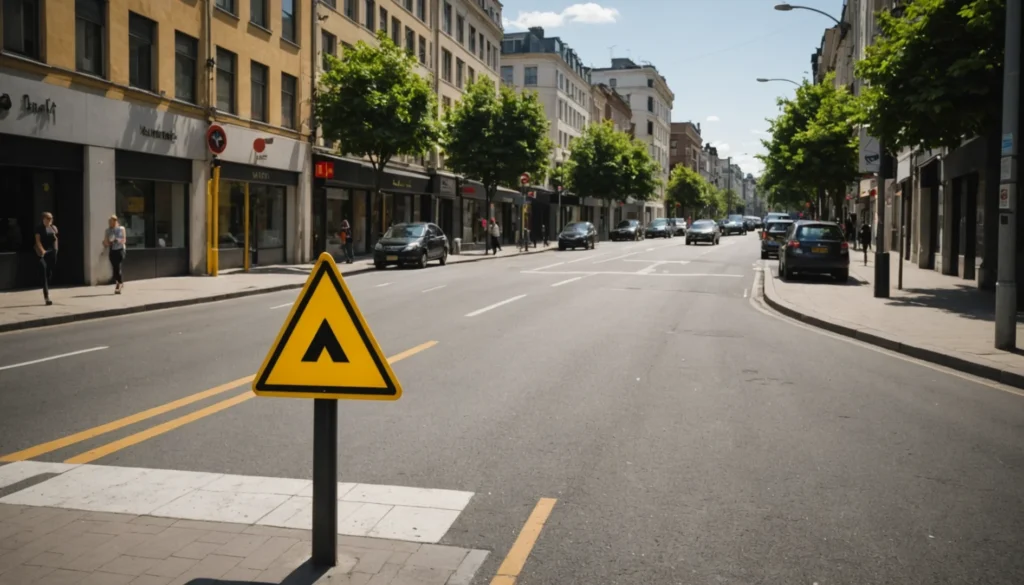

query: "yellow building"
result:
(0, 0), (312, 290)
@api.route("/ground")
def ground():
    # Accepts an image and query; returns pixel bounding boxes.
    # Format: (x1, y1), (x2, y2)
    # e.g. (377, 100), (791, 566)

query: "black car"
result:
(721, 215), (747, 236)
(778, 221), (850, 282)
(373, 222), (448, 269)
(760, 219), (794, 259)
(669, 218), (688, 236)
(645, 218), (674, 239)
(558, 222), (597, 250)
(743, 216), (762, 231)
(685, 220), (720, 245)
(610, 219), (643, 241)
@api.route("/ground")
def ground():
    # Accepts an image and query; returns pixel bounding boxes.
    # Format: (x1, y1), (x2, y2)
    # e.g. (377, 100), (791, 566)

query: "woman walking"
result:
(34, 212), (58, 306)
(103, 215), (127, 294)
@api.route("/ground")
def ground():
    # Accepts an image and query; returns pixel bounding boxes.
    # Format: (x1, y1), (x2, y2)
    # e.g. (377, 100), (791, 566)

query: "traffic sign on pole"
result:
(520, 172), (531, 185)
(206, 125), (228, 155)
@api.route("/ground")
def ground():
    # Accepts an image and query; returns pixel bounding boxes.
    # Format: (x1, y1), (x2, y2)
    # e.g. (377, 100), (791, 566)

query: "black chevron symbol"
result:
(302, 319), (348, 363)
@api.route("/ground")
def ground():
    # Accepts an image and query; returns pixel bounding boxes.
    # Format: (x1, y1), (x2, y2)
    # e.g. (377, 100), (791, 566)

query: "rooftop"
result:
(501, 27), (591, 82)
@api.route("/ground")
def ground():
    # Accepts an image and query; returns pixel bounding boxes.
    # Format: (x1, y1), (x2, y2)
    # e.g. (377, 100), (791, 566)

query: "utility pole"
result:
(874, 140), (891, 298)
(995, 0), (1021, 349)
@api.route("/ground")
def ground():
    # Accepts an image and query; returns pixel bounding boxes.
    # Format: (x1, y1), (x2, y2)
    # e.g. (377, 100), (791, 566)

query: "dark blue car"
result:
(760, 219), (793, 259)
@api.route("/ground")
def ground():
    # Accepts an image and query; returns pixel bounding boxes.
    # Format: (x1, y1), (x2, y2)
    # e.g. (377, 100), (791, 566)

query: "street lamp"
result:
(757, 77), (801, 86)
(774, 3), (851, 30)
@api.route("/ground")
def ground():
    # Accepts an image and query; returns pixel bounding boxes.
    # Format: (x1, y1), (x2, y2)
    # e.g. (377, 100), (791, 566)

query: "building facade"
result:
(670, 121), (702, 173)
(590, 83), (632, 134)
(1, 0), (313, 291)
(589, 58), (674, 222)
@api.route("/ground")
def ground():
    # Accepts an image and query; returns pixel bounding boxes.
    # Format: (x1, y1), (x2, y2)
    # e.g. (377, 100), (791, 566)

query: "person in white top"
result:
(488, 219), (501, 255)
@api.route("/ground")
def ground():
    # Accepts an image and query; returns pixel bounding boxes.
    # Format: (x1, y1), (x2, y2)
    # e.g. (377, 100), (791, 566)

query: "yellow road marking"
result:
(491, 498), (557, 585)
(60, 342), (438, 464)
(0, 375), (254, 462)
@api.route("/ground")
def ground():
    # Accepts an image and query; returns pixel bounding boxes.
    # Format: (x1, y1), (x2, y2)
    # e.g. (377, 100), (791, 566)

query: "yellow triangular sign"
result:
(252, 252), (402, 400)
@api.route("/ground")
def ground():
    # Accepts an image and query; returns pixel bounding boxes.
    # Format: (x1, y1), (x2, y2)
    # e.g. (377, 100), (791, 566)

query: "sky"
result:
(501, 0), (846, 177)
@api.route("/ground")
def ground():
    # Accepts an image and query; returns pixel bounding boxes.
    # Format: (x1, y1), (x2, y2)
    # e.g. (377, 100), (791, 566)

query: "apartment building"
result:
(0, 0), (313, 290)
(670, 121), (702, 173)
(590, 58), (674, 222)
(590, 83), (632, 134)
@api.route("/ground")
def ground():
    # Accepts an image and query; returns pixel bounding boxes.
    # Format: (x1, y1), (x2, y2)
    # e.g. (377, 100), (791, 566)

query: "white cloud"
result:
(751, 129), (768, 135)
(504, 4), (620, 29)
(706, 115), (720, 122)
(712, 141), (731, 153)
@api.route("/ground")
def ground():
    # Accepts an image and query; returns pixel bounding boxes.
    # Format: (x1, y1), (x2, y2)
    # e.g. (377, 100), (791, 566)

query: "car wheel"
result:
(761, 251), (768, 260)
(783, 262), (793, 280)
(418, 251), (428, 269)
(374, 262), (385, 270)
(685, 239), (691, 245)
(835, 269), (849, 282)
(558, 244), (565, 251)
(439, 249), (448, 266)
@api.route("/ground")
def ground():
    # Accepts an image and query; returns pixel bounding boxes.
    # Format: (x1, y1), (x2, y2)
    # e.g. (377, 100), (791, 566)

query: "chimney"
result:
(696, 122), (701, 133)
(528, 26), (544, 38)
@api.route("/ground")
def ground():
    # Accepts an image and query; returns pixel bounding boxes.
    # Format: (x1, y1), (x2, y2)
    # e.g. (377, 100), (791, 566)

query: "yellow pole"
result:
(211, 164), (221, 276)
(243, 183), (250, 272)
(205, 179), (213, 275)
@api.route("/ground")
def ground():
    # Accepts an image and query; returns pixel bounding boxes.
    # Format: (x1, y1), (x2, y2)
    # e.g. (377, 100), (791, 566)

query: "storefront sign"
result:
(251, 170), (271, 181)
(392, 179), (412, 189)
(22, 95), (56, 120)
(219, 161), (299, 186)
(439, 177), (456, 196)
(315, 161), (335, 179)
(139, 125), (177, 141)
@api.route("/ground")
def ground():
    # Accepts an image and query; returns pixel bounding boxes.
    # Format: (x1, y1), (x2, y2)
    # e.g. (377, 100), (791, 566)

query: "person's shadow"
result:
(183, 559), (330, 584)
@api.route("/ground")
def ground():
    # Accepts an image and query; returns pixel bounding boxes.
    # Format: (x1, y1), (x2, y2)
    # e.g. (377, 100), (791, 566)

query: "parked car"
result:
(685, 220), (720, 245)
(610, 219), (643, 241)
(558, 222), (598, 250)
(721, 215), (747, 236)
(760, 219), (794, 259)
(373, 223), (448, 269)
(763, 212), (790, 227)
(669, 218), (688, 236)
(743, 216), (763, 231)
(645, 218), (674, 239)
(778, 221), (850, 282)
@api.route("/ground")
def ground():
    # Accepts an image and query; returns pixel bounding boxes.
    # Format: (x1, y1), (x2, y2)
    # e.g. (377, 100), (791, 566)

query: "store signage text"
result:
(314, 161), (335, 179)
(22, 95), (56, 121)
(139, 125), (177, 141)
(392, 179), (412, 189)
(251, 170), (271, 181)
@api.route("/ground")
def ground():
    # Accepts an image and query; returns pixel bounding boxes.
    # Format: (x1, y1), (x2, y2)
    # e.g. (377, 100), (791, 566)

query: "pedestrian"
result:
(845, 217), (855, 247)
(489, 219), (501, 255)
(34, 211), (58, 306)
(102, 214), (127, 294)
(339, 218), (354, 264)
(858, 221), (872, 266)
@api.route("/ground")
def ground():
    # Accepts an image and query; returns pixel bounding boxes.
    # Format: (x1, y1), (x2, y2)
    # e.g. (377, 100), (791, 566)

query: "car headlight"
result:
(403, 242), (420, 251)
(374, 242), (383, 251)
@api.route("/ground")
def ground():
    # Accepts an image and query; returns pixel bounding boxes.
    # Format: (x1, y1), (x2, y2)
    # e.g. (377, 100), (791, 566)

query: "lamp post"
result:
(995, 0), (1021, 349)
(756, 77), (801, 86)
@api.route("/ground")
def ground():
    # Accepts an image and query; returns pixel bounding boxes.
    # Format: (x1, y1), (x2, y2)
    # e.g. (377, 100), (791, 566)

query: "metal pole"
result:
(311, 399), (338, 566)
(206, 179), (213, 275)
(874, 140), (891, 298)
(243, 183), (251, 272)
(211, 162), (221, 276)
(898, 184), (904, 290)
(996, 0), (1021, 349)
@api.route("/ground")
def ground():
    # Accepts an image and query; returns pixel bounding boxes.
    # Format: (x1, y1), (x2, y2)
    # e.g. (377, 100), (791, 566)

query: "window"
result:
(281, 0), (296, 43)
(322, 0), (335, 7)
(468, 67), (475, 84)
(405, 26), (414, 55)
(379, 7), (387, 32)
(455, 58), (464, 88)
(364, 0), (374, 28)
(456, 14), (464, 43)
(441, 48), (452, 82)
(216, 47), (236, 114)
(647, 96), (654, 112)
(647, 78), (654, 87)
(128, 12), (155, 91)
(485, 41), (491, 68)
(478, 33), (483, 59)
(3, 0), (41, 58)
(116, 180), (187, 250)
(416, 0), (425, 20)
(344, 0), (355, 19)
(418, 35), (426, 65)
(250, 0), (266, 27)
(215, 0), (236, 14)
(609, 78), (616, 88)
(442, 96), (451, 112)
(281, 73), (297, 129)
(75, 0), (105, 76)
(500, 65), (513, 85)
(321, 31), (336, 70)
(647, 121), (653, 135)
(174, 32), (198, 103)
(391, 17), (400, 44)
(250, 61), (268, 122)
(468, 25), (476, 53)
(442, 2), (451, 34)
(524, 66), (537, 86)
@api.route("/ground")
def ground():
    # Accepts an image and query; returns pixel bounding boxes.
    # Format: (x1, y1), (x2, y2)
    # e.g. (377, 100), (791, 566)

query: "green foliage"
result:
(563, 121), (660, 203)
(315, 31), (438, 189)
(856, 0), (1005, 149)
(666, 164), (709, 216)
(757, 72), (860, 214)
(442, 78), (553, 197)
(722, 189), (741, 213)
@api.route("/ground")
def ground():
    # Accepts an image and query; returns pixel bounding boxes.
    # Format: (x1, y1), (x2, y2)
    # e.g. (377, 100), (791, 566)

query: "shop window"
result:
(250, 61), (268, 122)
(115, 180), (186, 249)
(250, 0), (267, 28)
(218, 183), (286, 252)
(75, 0), (106, 77)
(174, 32), (198, 103)
(3, 0), (41, 59)
(281, 0), (296, 43)
(216, 47), (236, 114)
(281, 73), (297, 129)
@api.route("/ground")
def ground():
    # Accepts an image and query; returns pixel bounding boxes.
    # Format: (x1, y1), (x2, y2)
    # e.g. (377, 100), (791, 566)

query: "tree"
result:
(757, 73), (860, 219)
(443, 78), (553, 251)
(315, 31), (438, 206)
(856, 0), (1005, 150)
(666, 164), (709, 219)
(702, 187), (727, 217)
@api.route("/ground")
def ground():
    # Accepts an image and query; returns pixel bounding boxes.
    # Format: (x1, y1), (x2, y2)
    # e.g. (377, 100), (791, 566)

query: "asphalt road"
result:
(2, 232), (1024, 584)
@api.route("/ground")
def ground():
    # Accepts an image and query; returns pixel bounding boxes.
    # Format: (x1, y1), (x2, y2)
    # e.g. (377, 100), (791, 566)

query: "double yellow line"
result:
(1, 341), (438, 465)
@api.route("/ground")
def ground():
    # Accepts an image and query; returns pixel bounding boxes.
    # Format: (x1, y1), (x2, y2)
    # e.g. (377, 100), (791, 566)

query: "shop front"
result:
(217, 163), (297, 269)
(429, 172), (458, 239)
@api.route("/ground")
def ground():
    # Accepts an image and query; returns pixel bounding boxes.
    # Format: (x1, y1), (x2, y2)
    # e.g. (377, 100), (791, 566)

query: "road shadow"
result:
(780, 273), (866, 287)
(183, 559), (330, 585)
(880, 284), (1024, 323)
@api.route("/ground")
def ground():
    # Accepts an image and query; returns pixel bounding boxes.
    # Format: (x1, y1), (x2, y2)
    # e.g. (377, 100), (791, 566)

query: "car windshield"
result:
(797, 225), (844, 240)
(564, 223), (588, 233)
(650, 219), (668, 226)
(692, 221), (715, 229)
(728, 215), (743, 221)
(767, 222), (792, 233)
(616, 221), (634, 228)
(384, 224), (426, 238)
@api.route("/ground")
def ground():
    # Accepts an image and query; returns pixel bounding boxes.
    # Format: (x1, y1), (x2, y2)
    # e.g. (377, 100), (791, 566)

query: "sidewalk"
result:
(0, 246), (553, 333)
(761, 250), (1024, 389)
(0, 503), (487, 585)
